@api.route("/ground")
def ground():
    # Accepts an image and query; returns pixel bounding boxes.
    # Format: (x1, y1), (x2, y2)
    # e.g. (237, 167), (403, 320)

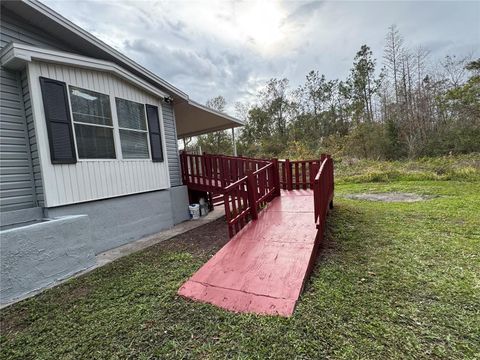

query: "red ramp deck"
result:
(178, 190), (322, 317)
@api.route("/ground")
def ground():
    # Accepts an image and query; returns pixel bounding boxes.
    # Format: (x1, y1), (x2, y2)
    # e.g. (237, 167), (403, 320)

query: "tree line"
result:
(189, 25), (479, 160)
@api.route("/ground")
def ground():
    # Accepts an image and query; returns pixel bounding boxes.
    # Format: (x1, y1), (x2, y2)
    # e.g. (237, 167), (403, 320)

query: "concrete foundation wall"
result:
(0, 207), (43, 229)
(45, 190), (175, 254)
(1, 188), (193, 305)
(0, 215), (95, 305)
(170, 185), (190, 225)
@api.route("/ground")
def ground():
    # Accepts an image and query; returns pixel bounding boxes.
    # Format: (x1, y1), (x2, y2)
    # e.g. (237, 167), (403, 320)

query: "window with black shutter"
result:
(145, 104), (164, 162)
(39, 77), (77, 164)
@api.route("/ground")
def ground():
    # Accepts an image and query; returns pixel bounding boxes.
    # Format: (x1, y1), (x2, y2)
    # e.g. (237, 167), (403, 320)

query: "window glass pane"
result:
(119, 129), (149, 159)
(115, 98), (147, 130)
(74, 124), (116, 159)
(69, 87), (112, 126)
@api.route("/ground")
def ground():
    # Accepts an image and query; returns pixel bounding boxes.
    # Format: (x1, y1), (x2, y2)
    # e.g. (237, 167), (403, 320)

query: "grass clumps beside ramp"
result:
(1, 158), (480, 359)
(335, 153), (480, 183)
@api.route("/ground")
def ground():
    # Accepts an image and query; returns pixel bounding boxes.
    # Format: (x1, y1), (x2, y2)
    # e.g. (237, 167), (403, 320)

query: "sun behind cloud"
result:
(234, 0), (289, 54)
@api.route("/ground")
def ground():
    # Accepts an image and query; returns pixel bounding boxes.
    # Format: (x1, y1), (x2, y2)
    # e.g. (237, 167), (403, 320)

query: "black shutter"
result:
(39, 77), (77, 164)
(145, 104), (164, 162)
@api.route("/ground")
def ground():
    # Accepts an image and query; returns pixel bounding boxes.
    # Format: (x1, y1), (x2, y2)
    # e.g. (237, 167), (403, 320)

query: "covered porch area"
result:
(173, 99), (242, 157)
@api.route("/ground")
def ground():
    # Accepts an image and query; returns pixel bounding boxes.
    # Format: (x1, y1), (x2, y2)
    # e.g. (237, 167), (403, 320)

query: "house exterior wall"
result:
(0, 5), (192, 305)
(21, 69), (44, 207)
(27, 61), (171, 207)
(170, 185), (190, 224)
(1, 7), (185, 210)
(0, 7), (77, 212)
(1, 185), (191, 305)
(162, 102), (182, 187)
(0, 67), (37, 211)
(0, 214), (95, 305)
(45, 189), (174, 254)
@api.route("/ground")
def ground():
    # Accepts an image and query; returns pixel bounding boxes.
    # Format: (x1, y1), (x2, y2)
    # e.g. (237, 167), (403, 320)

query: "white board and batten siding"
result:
(27, 61), (170, 208)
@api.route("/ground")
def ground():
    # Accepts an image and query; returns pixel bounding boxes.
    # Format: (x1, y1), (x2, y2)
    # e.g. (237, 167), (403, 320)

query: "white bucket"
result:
(189, 204), (200, 220)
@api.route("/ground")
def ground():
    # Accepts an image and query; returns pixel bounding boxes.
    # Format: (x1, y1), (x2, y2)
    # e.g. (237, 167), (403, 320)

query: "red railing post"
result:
(202, 152), (208, 176)
(271, 158), (281, 197)
(246, 171), (258, 220)
(219, 156), (226, 188)
(316, 183), (318, 223)
(294, 162), (299, 190)
(223, 191), (232, 238)
(285, 159), (293, 191)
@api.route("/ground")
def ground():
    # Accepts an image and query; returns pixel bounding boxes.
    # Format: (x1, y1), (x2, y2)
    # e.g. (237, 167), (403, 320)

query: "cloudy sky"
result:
(45, 0), (479, 113)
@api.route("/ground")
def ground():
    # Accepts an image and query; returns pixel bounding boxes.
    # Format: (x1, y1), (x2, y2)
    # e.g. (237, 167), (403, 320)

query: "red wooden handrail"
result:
(278, 159), (322, 190)
(313, 155), (334, 229)
(223, 174), (248, 192)
(180, 151), (269, 192)
(180, 151), (334, 238)
(223, 162), (277, 237)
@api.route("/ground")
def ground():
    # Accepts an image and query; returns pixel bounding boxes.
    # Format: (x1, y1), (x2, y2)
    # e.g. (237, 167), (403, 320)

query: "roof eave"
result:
(0, 42), (169, 99)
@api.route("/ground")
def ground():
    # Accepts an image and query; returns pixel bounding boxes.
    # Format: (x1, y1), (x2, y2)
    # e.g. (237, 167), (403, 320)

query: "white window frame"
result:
(64, 84), (159, 162)
(67, 85), (117, 161)
(115, 97), (152, 160)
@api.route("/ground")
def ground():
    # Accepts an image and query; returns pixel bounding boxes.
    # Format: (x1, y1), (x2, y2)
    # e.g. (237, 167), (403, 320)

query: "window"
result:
(115, 98), (150, 159)
(69, 86), (116, 159)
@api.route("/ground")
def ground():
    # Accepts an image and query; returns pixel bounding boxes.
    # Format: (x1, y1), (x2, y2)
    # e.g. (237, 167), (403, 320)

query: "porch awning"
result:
(174, 100), (244, 138)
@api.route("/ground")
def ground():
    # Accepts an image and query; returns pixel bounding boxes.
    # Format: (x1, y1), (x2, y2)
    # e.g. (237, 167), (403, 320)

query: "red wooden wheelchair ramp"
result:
(178, 190), (321, 317)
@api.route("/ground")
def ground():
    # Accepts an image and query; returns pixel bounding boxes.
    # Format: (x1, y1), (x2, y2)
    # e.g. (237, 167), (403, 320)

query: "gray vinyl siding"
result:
(162, 103), (181, 186)
(0, 8), (74, 51)
(0, 68), (36, 211)
(0, 7), (73, 212)
(21, 70), (44, 207)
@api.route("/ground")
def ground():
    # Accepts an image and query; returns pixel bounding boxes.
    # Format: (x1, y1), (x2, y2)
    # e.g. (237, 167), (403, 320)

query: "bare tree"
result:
(440, 54), (471, 88)
(206, 95), (227, 112)
(384, 25), (404, 103)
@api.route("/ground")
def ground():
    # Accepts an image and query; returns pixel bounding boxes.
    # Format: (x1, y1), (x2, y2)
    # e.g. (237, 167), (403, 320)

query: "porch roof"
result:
(174, 100), (244, 138)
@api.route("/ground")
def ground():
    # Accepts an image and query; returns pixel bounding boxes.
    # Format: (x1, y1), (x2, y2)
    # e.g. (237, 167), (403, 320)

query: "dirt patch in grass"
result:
(158, 217), (230, 256)
(56, 284), (92, 305)
(0, 307), (30, 334)
(344, 192), (435, 202)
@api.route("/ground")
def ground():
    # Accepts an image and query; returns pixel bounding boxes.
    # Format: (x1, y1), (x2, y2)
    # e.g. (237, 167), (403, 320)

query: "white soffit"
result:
(174, 100), (244, 138)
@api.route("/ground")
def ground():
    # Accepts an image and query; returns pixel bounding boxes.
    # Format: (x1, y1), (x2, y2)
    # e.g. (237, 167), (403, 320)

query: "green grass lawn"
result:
(1, 159), (479, 359)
